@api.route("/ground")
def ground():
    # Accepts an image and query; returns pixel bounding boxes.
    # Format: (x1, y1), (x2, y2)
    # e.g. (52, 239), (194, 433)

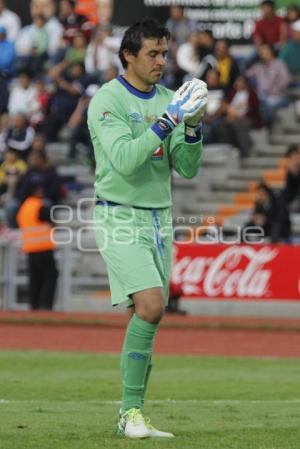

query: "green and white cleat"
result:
(145, 417), (175, 438)
(117, 408), (150, 439)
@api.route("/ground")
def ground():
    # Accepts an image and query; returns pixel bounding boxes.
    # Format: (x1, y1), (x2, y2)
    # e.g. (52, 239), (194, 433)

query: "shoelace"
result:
(124, 408), (144, 425)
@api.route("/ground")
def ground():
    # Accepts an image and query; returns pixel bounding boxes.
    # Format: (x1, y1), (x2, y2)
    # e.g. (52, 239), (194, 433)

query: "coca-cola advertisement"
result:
(171, 244), (300, 300)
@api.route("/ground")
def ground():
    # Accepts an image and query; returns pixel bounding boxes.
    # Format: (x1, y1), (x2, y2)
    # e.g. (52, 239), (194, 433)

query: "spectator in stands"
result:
(272, 145), (300, 241)
(166, 5), (197, 47)
(215, 75), (261, 158)
(176, 31), (215, 81)
(8, 72), (37, 119)
(68, 83), (98, 161)
(253, 0), (287, 50)
(16, 184), (58, 311)
(15, 149), (62, 205)
(202, 69), (225, 143)
(282, 144), (300, 204)
(49, 30), (88, 77)
(246, 44), (290, 125)
(46, 62), (90, 141)
(31, 134), (47, 154)
(0, 148), (27, 205)
(198, 30), (215, 59)
(30, 0), (63, 57)
(244, 183), (278, 242)
(279, 20), (300, 79)
(0, 26), (15, 77)
(4, 113), (35, 161)
(214, 39), (240, 93)
(15, 14), (49, 76)
(59, 0), (93, 45)
(30, 78), (50, 130)
(285, 4), (300, 40)
(0, 0), (21, 42)
(85, 25), (121, 78)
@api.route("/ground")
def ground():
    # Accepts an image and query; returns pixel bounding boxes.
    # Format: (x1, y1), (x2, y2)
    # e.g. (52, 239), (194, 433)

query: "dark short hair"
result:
(118, 18), (170, 69)
(261, 0), (275, 8)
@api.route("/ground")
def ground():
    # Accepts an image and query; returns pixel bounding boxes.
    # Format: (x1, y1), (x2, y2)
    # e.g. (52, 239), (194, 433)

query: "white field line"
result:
(1, 399), (300, 405)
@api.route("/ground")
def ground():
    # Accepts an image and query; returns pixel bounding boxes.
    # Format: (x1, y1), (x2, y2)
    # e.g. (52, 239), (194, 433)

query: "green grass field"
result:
(0, 351), (300, 449)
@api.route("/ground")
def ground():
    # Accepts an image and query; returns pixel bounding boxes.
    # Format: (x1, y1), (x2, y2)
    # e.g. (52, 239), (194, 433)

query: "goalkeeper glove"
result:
(154, 81), (207, 137)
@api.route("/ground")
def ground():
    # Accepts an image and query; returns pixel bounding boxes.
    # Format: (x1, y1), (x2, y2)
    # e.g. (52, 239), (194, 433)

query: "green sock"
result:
(141, 360), (152, 409)
(120, 314), (158, 413)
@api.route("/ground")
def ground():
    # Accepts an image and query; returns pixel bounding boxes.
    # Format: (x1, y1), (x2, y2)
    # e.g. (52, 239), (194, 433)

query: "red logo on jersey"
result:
(151, 146), (164, 160)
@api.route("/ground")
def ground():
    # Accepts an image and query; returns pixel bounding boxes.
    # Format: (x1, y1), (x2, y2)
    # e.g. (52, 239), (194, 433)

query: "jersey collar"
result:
(117, 75), (156, 99)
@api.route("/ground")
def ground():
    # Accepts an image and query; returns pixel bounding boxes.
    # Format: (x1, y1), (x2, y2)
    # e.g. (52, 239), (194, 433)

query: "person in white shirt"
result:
(8, 72), (37, 119)
(85, 25), (121, 76)
(0, 0), (21, 42)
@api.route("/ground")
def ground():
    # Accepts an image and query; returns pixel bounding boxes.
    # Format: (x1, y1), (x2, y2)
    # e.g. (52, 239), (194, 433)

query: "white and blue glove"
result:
(154, 79), (208, 138)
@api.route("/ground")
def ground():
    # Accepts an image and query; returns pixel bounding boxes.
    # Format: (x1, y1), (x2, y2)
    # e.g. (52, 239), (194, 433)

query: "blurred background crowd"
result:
(0, 0), (299, 244)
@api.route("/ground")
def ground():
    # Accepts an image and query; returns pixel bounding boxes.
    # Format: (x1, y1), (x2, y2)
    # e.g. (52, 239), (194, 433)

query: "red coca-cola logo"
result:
(171, 246), (279, 298)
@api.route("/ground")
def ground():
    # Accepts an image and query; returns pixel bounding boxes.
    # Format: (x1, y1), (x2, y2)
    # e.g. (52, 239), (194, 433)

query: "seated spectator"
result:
(198, 30), (215, 59)
(215, 75), (261, 158)
(166, 5), (197, 47)
(59, 0), (93, 45)
(67, 83), (98, 161)
(246, 44), (290, 125)
(5, 149), (62, 228)
(279, 20), (300, 79)
(46, 62), (90, 141)
(30, 0), (64, 57)
(15, 14), (49, 76)
(285, 4), (300, 40)
(85, 25), (121, 78)
(214, 39), (240, 93)
(282, 144), (300, 204)
(0, 0), (21, 42)
(273, 145), (300, 241)
(0, 148), (27, 205)
(176, 31), (215, 81)
(49, 31), (88, 77)
(4, 113), (35, 160)
(8, 72), (37, 119)
(15, 150), (62, 205)
(244, 183), (278, 242)
(0, 26), (15, 77)
(202, 69), (225, 143)
(30, 78), (50, 130)
(30, 134), (47, 153)
(253, 0), (287, 50)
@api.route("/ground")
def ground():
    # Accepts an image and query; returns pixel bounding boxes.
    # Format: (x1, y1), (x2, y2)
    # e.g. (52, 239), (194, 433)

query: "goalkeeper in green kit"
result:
(87, 18), (208, 439)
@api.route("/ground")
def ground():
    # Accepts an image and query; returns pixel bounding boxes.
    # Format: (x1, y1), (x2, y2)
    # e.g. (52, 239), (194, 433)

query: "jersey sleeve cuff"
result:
(150, 123), (169, 141)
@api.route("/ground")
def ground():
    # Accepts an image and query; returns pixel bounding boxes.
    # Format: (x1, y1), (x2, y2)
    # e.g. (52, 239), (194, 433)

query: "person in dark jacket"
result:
(215, 75), (262, 157)
(4, 150), (62, 227)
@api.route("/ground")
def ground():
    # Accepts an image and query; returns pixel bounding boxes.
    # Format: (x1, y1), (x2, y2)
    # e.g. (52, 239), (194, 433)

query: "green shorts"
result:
(93, 204), (173, 307)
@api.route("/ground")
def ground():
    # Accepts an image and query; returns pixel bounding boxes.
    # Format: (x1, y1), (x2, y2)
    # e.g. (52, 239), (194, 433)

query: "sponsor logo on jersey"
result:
(151, 145), (164, 161)
(99, 111), (111, 121)
(129, 112), (143, 123)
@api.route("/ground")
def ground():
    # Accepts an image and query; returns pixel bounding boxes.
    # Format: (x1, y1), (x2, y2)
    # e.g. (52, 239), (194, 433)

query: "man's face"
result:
(126, 37), (168, 87)
(262, 4), (274, 19)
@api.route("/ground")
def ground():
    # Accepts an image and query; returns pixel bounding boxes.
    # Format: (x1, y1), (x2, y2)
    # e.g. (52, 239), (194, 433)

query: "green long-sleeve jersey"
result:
(87, 76), (203, 208)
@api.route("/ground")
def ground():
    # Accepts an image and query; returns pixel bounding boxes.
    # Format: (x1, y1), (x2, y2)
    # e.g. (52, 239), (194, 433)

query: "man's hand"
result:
(154, 79), (208, 138)
(182, 79), (208, 127)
